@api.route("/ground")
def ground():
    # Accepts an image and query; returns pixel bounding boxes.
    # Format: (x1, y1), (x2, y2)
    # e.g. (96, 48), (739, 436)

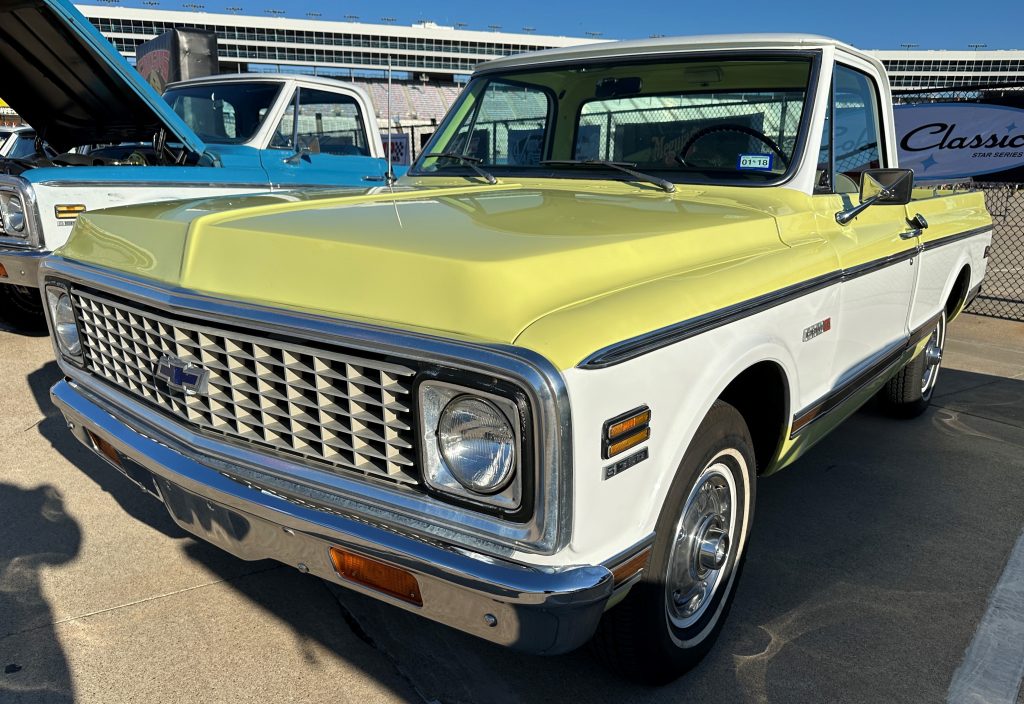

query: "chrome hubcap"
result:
(921, 316), (946, 395)
(666, 462), (737, 628)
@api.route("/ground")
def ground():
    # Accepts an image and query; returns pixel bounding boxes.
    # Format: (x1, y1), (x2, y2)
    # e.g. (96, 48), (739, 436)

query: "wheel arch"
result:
(944, 263), (972, 321)
(716, 360), (791, 475)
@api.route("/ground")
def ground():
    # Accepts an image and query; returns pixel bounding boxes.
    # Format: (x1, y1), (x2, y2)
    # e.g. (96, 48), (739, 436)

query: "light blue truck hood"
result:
(0, 0), (207, 156)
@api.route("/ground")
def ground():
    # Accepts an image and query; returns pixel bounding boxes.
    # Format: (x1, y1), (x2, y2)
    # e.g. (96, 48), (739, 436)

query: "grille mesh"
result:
(72, 288), (419, 485)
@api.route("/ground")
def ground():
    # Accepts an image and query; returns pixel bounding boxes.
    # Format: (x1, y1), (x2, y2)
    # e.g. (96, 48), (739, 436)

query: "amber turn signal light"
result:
(86, 429), (123, 469)
(602, 405), (651, 459)
(329, 547), (422, 606)
(54, 204), (86, 219)
(607, 408), (651, 440)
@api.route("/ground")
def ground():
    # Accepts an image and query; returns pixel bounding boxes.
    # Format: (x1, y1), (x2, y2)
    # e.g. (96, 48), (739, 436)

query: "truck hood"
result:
(0, 0), (206, 155)
(61, 182), (786, 352)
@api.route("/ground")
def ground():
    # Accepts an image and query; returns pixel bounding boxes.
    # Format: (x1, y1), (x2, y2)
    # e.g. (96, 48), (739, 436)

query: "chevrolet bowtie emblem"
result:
(155, 354), (209, 396)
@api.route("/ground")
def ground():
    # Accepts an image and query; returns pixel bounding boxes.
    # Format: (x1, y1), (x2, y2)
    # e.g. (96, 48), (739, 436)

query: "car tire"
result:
(591, 400), (757, 684)
(879, 311), (946, 418)
(0, 284), (47, 333)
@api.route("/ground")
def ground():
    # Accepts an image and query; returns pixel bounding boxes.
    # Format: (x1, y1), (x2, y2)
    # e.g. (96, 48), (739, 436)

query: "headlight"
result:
(419, 380), (524, 511)
(438, 397), (516, 494)
(45, 285), (82, 358)
(6, 195), (25, 232)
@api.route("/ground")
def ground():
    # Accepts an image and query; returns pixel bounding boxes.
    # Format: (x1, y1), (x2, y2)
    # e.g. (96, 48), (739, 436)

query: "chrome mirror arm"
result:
(835, 186), (895, 226)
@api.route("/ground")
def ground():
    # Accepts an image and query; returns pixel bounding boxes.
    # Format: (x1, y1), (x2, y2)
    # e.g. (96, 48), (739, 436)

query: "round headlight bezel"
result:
(437, 395), (517, 495)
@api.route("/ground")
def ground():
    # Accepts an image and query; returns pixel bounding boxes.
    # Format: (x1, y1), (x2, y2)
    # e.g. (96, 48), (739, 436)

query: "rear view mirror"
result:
(836, 168), (914, 225)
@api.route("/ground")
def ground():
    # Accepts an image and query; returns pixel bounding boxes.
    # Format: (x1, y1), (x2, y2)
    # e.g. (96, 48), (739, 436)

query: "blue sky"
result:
(113, 0), (1024, 50)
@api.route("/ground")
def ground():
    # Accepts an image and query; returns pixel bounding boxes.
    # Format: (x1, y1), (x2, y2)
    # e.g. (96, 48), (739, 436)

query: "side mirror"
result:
(835, 168), (914, 225)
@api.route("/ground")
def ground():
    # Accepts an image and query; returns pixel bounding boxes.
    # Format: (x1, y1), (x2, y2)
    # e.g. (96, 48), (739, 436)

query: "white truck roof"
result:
(478, 33), (886, 76)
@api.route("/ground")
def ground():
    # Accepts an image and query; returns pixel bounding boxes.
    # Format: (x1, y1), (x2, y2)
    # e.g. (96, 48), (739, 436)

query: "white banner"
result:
(895, 103), (1024, 181)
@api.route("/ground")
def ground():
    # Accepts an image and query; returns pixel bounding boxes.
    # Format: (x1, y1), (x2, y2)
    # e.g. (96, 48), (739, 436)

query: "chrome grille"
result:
(72, 288), (419, 485)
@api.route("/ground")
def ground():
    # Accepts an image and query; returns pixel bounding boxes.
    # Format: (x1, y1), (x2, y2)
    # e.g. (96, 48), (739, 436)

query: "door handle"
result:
(899, 212), (929, 240)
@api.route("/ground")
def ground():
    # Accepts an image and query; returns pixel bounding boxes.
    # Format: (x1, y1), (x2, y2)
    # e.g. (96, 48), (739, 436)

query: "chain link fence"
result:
(894, 84), (1024, 321)
(961, 182), (1024, 320)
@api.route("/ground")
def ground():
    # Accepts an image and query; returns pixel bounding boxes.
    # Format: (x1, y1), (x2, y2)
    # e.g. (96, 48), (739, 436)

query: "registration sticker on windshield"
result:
(737, 154), (774, 170)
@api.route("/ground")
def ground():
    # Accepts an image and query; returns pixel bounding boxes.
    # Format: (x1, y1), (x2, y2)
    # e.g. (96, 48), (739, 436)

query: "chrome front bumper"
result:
(0, 247), (47, 287)
(51, 378), (613, 654)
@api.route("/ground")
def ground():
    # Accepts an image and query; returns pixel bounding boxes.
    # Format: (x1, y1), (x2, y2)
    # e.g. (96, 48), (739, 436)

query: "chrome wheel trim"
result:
(920, 314), (946, 396)
(665, 457), (739, 630)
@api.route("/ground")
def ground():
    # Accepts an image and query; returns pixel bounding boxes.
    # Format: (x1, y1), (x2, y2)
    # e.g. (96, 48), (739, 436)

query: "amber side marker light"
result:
(602, 405), (652, 459)
(329, 546), (423, 606)
(86, 429), (123, 469)
(611, 547), (652, 586)
(55, 204), (86, 219)
(0, 262), (7, 278)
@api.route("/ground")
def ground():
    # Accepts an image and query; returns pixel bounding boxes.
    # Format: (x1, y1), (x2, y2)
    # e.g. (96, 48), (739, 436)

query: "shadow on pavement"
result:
(0, 482), (81, 704)
(26, 362), (188, 541)
(24, 360), (420, 702)
(24, 356), (1024, 704)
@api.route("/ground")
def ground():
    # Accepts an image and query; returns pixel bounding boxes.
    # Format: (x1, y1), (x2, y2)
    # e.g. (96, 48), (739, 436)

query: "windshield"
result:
(415, 56), (815, 185)
(163, 82), (282, 144)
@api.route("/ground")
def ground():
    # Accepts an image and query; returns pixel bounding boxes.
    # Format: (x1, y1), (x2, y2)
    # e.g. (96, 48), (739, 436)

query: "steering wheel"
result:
(676, 123), (790, 170)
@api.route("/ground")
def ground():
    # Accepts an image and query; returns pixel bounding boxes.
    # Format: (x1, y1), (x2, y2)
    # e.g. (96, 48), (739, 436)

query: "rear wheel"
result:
(591, 400), (756, 684)
(0, 284), (46, 332)
(879, 311), (946, 418)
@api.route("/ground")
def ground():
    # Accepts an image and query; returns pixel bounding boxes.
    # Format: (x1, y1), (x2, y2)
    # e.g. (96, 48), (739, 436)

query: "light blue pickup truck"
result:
(0, 0), (396, 328)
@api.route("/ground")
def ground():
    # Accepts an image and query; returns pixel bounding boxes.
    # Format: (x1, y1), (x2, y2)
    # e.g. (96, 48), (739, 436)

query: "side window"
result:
(274, 88), (370, 157)
(816, 65), (885, 194)
(833, 66), (884, 188)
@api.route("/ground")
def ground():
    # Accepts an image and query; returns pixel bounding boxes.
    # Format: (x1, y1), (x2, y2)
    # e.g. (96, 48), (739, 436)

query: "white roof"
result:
(479, 33), (881, 73)
(167, 72), (374, 102)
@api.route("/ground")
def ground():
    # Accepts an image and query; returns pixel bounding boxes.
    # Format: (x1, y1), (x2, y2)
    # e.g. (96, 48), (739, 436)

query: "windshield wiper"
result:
(422, 152), (497, 185)
(540, 159), (675, 193)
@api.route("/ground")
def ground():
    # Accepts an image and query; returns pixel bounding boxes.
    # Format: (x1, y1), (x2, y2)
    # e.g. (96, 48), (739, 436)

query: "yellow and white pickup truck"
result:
(41, 34), (991, 682)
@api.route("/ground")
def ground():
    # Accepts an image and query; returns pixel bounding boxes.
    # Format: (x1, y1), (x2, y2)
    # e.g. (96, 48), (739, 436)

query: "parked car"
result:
(0, 0), (397, 330)
(43, 34), (991, 682)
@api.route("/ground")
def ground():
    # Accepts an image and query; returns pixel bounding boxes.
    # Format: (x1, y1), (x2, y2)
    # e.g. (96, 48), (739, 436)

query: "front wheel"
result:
(879, 311), (946, 417)
(0, 284), (47, 333)
(591, 400), (756, 684)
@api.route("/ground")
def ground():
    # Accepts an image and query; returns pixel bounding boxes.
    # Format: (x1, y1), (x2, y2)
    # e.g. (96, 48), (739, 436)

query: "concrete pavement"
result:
(1, 312), (1022, 703)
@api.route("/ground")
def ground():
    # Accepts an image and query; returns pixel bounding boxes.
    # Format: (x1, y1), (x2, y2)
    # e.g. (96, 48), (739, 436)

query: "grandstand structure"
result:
(77, 4), (590, 124)
(874, 49), (1024, 90)
(76, 6), (1024, 111)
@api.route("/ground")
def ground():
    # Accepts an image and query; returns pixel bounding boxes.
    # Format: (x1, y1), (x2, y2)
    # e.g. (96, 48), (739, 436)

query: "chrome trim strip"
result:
(0, 248), (47, 287)
(36, 180), (300, 190)
(579, 225), (992, 369)
(789, 311), (943, 437)
(41, 256), (573, 556)
(51, 378), (610, 654)
(579, 271), (842, 369)
(842, 246), (918, 281)
(920, 225), (993, 252)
